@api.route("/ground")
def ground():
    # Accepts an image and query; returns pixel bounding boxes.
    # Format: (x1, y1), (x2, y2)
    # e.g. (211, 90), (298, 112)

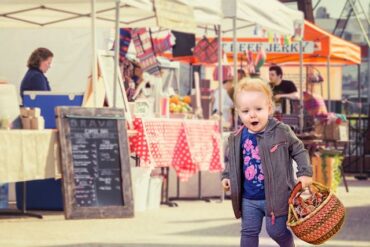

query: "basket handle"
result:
(288, 182), (303, 205)
(288, 181), (329, 205)
(288, 203), (299, 222)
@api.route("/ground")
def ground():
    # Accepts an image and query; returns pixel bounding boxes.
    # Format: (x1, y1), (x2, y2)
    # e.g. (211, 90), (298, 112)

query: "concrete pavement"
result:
(0, 177), (369, 247)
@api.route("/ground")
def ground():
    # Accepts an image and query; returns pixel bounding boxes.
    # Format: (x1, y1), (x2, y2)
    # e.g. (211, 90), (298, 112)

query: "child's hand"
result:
(221, 178), (231, 191)
(297, 176), (312, 189)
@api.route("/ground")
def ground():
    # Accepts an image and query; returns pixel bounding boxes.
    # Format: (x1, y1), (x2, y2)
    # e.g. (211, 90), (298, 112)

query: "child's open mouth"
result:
(251, 121), (259, 126)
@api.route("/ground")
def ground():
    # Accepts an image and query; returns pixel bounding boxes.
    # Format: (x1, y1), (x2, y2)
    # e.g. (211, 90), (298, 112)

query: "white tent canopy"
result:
(0, 0), (303, 36)
(0, 0), (304, 107)
(0, 0), (223, 30)
(221, 0), (303, 36)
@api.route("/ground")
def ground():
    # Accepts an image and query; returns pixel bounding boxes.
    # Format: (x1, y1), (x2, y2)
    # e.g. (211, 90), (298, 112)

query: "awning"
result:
(265, 21), (361, 65)
(220, 21), (361, 65)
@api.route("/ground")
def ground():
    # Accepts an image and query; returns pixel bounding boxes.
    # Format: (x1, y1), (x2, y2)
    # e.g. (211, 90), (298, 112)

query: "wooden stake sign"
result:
(56, 107), (133, 219)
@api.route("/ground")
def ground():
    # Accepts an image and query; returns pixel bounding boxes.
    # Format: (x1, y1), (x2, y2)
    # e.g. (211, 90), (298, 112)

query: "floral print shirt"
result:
(241, 128), (265, 200)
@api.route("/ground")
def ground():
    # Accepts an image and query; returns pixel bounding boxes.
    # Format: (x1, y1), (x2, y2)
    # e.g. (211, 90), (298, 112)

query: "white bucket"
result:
(147, 176), (163, 210)
(130, 167), (151, 212)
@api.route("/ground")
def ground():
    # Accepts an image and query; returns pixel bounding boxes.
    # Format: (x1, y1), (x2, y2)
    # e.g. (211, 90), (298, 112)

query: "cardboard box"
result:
(20, 107), (41, 118)
(201, 97), (213, 119)
(20, 107), (30, 117)
(200, 79), (211, 89)
(314, 121), (324, 137)
(21, 117), (32, 129)
(324, 122), (348, 141)
(30, 116), (45, 130)
(28, 107), (41, 118)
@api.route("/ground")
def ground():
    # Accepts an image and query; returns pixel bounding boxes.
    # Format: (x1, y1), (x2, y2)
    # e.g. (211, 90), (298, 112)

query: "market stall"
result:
(268, 21), (361, 192)
(0, 0), (306, 216)
(0, 0), (226, 215)
(211, 20), (361, 192)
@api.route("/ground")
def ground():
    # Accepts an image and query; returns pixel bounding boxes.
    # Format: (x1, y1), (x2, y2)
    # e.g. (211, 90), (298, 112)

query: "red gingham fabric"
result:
(129, 118), (223, 181)
(183, 120), (219, 171)
(143, 119), (182, 168)
(172, 125), (195, 181)
(129, 118), (150, 166)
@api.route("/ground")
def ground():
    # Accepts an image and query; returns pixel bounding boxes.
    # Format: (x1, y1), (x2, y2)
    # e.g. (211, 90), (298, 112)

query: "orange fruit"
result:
(182, 95), (191, 104)
(170, 96), (180, 105)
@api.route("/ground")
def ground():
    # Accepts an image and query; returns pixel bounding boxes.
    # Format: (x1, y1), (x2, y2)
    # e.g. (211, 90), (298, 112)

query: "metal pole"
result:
(217, 24), (224, 202)
(357, 64), (364, 175)
(326, 56), (331, 112)
(233, 16), (238, 129)
(358, 64), (361, 115)
(218, 25), (223, 132)
(368, 23), (370, 110)
(113, 0), (120, 108)
(233, 17), (237, 88)
(348, 0), (370, 47)
(299, 40), (304, 133)
(91, 0), (97, 107)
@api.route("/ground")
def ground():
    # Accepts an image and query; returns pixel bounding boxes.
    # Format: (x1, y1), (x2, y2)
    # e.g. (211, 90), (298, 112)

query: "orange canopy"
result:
(223, 21), (361, 65)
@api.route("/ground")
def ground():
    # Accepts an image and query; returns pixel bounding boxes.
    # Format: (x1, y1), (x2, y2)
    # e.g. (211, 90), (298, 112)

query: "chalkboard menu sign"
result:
(56, 107), (133, 219)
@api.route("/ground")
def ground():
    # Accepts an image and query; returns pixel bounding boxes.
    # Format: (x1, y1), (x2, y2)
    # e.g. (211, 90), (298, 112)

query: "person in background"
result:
(20, 47), (53, 98)
(221, 77), (312, 247)
(131, 62), (143, 84)
(124, 61), (146, 102)
(238, 69), (247, 81)
(269, 65), (299, 113)
(213, 78), (234, 129)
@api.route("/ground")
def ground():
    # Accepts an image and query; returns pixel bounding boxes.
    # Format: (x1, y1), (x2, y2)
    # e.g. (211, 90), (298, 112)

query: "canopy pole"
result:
(232, 17), (237, 88)
(299, 40), (304, 133)
(233, 16), (238, 129)
(91, 0), (97, 107)
(218, 25), (223, 133)
(113, 0), (120, 108)
(217, 24), (224, 202)
(368, 28), (370, 110)
(358, 64), (362, 116)
(326, 56), (331, 112)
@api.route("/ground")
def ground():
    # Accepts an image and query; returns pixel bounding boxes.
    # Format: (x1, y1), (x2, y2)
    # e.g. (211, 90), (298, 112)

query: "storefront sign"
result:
(222, 41), (315, 54)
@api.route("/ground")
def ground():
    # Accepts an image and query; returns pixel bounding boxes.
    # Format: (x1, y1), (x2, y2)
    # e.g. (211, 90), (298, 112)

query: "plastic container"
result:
(130, 167), (151, 212)
(0, 183), (9, 209)
(147, 176), (163, 210)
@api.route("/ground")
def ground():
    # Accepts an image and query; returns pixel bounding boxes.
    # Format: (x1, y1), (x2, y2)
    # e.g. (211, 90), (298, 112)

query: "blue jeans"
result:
(241, 198), (294, 247)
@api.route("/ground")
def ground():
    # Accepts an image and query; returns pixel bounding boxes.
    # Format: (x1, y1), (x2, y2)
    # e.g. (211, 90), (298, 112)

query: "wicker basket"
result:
(287, 182), (345, 245)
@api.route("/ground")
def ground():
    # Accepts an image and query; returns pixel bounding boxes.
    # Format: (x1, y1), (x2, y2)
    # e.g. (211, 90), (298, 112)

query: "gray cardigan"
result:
(222, 118), (312, 219)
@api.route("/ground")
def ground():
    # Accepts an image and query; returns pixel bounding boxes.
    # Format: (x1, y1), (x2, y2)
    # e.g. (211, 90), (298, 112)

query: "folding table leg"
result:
(0, 182), (43, 219)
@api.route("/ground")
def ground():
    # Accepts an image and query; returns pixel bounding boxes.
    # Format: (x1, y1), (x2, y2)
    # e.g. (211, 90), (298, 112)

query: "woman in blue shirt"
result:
(20, 47), (53, 98)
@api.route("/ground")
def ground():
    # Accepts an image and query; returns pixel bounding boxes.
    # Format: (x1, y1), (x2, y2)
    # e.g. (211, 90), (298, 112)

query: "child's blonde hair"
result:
(234, 77), (274, 112)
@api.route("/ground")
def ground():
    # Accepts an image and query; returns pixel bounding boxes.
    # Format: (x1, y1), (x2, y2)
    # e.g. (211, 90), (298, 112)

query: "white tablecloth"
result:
(0, 130), (61, 183)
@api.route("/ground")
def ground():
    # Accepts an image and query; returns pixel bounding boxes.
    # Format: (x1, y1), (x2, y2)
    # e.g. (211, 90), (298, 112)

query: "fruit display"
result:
(169, 95), (193, 113)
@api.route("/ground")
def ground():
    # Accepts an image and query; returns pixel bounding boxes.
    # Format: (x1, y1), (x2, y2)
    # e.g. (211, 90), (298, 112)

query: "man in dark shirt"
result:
(269, 65), (299, 113)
